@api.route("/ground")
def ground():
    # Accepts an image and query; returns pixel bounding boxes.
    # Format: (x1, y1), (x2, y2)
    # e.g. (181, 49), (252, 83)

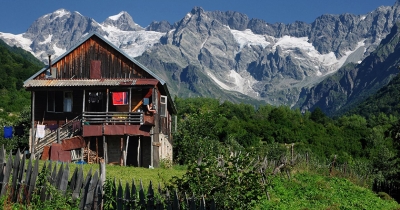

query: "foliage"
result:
(168, 151), (268, 209)
(103, 178), (117, 210)
(172, 96), (400, 200)
(0, 40), (42, 114)
(257, 172), (400, 209)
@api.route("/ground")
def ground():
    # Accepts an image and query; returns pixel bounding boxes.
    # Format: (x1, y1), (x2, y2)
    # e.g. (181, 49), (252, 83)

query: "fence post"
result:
(99, 159), (106, 209)
(139, 180), (146, 208)
(147, 181), (155, 209)
(330, 155), (337, 176)
(117, 180), (123, 210)
(124, 182), (131, 210)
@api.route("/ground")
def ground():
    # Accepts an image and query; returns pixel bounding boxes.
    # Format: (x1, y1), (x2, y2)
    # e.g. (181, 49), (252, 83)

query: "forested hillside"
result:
(346, 72), (400, 119)
(173, 97), (400, 201)
(0, 39), (43, 119)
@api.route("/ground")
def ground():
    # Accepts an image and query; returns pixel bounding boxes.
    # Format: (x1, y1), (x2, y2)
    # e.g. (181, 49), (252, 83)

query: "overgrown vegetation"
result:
(172, 96), (400, 202)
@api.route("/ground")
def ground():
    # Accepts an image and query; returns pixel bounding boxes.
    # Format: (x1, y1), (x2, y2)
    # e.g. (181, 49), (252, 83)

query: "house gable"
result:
(32, 35), (152, 80)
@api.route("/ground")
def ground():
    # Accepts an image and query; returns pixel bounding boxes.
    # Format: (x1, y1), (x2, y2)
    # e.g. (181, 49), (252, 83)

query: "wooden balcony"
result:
(82, 112), (144, 125)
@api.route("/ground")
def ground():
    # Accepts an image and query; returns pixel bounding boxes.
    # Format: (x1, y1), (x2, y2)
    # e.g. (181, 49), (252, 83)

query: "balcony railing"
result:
(82, 111), (143, 125)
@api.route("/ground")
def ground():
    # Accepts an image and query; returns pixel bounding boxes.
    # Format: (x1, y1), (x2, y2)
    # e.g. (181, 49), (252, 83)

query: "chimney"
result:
(48, 54), (51, 70)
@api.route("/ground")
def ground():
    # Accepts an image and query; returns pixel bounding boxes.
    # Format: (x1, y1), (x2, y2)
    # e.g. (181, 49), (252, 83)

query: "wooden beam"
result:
(103, 136), (107, 164)
(125, 136), (129, 166)
(120, 137), (123, 166)
(96, 137), (99, 164)
(131, 100), (143, 112)
(31, 91), (35, 158)
(137, 136), (140, 167)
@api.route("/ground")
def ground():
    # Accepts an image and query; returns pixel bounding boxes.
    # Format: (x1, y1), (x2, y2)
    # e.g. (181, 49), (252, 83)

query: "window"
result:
(64, 91), (73, 112)
(160, 95), (167, 117)
(47, 91), (73, 112)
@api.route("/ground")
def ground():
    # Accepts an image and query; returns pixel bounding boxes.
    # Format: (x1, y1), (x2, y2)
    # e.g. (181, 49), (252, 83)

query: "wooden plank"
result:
(0, 145), (5, 166)
(69, 167), (78, 192)
(93, 183), (102, 210)
(11, 149), (21, 202)
(96, 137), (99, 164)
(72, 166), (84, 201)
(22, 157), (33, 203)
(139, 180), (145, 208)
(85, 170), (99, 209)
(55, 163), (64, 188)
(117, 180), (123, 210)
(27, 158), (39, 203)
(99, 159), (105, 194)
(147, 181), (154, 209)
(59, 163), (69, 195)
(50, 162), (58, 186)
(39, 162), (48, 202)
(0, 152), (13, 197)
(16, 152), (26, 202)
(124, 182), (130, 210)
(120, 138), (123, 166)
(87, 140), (90, 163)
(79, 168), (92, 209)
(131, 179), (137, 209)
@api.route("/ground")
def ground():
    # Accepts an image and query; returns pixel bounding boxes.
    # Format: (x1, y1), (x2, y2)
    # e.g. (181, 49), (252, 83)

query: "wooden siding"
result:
(36, 36), (152, 80)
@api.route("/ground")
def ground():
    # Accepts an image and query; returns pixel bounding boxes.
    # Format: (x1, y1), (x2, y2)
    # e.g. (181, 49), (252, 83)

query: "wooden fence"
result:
(0, 146), (216, 209)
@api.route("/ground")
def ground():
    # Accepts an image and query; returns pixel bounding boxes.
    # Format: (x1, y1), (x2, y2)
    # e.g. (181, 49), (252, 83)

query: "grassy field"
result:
(36, 160), (400, 209)
(256, 171), (400, 209)
(41, 161), (187, 188)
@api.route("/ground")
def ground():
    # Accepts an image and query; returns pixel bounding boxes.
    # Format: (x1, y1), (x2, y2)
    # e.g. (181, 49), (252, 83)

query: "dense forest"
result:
(0, 39), (43, 117)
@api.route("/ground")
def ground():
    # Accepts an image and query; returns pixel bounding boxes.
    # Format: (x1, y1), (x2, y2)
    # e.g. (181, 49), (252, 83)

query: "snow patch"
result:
(231, 29), (270, 50)
(108, 12), (125, 21)
(206, 69), (258, 96)
(40, 35), (52, 45)
(52, 9), (69, 20)
(52, 43), (66, 57)
(100, 24), (164, 58)
(0, 33), (33, 54)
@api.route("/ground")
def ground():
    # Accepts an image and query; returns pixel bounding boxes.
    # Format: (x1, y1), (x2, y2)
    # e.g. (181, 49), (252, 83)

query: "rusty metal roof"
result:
(23, 78), (159, 88)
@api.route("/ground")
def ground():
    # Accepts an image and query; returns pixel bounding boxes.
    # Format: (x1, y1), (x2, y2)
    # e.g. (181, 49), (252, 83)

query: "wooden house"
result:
(23, 32), (177, 167)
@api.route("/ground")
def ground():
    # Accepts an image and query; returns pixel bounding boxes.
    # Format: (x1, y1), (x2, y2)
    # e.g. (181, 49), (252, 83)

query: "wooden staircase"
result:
(34, 116), (82, 159)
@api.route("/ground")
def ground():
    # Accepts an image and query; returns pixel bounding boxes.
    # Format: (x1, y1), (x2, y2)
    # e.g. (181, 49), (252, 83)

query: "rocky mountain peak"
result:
(102, 11), (144, 31)
(146, 20), (172, 32)
(190, 6), (205, 16)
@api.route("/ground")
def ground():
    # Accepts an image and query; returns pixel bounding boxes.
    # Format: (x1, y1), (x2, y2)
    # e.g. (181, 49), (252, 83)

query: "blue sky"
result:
(0, 0), (396, 34)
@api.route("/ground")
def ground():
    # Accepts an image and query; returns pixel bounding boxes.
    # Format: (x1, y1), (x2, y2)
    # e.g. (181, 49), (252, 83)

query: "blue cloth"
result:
(4, 126), (12, 139)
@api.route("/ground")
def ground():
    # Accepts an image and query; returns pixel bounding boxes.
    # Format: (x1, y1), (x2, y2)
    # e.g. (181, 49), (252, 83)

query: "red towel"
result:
(112, 92), (128, 105)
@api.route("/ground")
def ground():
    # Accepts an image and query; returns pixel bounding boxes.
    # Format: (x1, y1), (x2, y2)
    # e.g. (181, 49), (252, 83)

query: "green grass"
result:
(33, 160), (400, 209)
(257, 171), (400, 210)
(39, 160), (187, 188)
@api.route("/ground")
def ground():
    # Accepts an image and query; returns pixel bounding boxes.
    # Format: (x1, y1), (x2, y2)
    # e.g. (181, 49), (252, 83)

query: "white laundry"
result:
(36, 125), (45, 138)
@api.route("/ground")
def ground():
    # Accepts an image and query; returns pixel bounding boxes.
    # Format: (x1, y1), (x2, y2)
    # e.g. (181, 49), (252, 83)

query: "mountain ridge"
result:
(1, 3), (399, 112)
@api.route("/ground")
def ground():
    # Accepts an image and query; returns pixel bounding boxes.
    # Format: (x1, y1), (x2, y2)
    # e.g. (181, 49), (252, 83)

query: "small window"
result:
(160, 95), (167, 117)
(47, 91), (72, 113)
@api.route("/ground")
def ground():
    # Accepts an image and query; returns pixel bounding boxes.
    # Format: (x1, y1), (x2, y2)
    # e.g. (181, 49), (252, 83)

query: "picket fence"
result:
(0, 146), (216, 209)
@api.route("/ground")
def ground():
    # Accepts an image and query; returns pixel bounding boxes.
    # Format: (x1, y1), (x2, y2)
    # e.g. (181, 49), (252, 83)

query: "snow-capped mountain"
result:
(1, 2), (400, 107)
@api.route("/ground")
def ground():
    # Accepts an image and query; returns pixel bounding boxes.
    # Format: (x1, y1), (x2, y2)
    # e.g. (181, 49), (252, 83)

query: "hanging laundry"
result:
(112, 92), (128, 105)
(47, 124), (59, 132)
(72, 120), (81, 131)
(3, 126), (12, 139)
(36, 125), (46, 138)
(14, 125), (24, 137)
